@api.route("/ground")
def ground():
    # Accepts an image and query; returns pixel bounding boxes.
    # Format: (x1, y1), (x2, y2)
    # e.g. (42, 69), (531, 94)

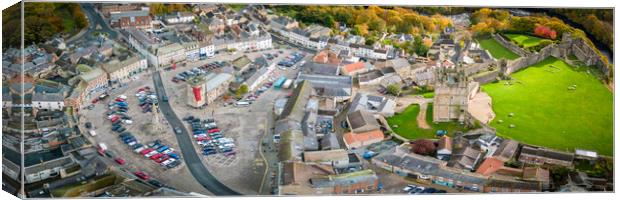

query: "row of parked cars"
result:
(182, 116), (236, 157)
(135, 86), (160, 113)
(402, 184), (447, 194)
(106, 95), (133, 134)
(120, 132), (183, 169)
(172, 61), (227, 83)
(277, 52), (305, 68)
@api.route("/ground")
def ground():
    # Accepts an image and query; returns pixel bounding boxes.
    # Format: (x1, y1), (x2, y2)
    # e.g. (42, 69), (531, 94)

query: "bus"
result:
(282, 79), (293, 89)
(274, 76), (287, 89)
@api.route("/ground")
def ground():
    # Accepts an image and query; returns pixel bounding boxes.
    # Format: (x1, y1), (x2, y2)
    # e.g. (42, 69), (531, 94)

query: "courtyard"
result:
(477, 37), (520, 60)
(504, 33), (550, 48)
(482, 57), (613, 155)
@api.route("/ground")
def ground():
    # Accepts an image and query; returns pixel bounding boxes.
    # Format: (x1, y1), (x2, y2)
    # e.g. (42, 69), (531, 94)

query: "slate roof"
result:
(32, 93), (64, 102)
(520, 145), (575, 162)
(279, 80), (313, 122)
(347, 110), (380, 132)
(296, 74), (352, 98)
(301, 62), (339, 76)
(492, 139), (519, 162)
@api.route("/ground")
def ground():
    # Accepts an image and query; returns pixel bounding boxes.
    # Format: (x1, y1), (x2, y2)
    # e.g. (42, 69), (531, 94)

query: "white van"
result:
(88, 130), (97, 136)
(99, 143), (108, 151)
(234, 101), (251, 107)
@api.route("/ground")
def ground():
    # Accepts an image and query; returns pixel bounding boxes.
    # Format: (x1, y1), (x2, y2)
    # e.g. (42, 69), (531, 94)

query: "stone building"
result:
(102, 56), (148, 87)
(433, 65), (479, 122)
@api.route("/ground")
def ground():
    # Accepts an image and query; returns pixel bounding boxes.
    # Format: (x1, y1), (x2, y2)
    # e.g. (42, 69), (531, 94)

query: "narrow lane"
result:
(152, 71), (240, 196)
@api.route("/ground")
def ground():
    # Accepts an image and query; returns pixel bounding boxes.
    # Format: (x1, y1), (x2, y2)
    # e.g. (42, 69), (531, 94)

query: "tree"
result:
(386, 84), (401, 96)
(410, 139), (436, 156)
(238, 84), (249, 94)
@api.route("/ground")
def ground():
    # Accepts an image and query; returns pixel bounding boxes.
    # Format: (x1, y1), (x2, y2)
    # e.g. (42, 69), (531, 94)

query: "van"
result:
(98, 143), (108, 151)
(88, 130), (97, 136)
(234, 101), (251, 107)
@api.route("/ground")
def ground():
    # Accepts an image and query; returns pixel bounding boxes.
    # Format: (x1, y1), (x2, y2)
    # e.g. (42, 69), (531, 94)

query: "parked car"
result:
(133, 171), (150, 180)
(114, 158), (126, 165)
(148, 180), (165, 188)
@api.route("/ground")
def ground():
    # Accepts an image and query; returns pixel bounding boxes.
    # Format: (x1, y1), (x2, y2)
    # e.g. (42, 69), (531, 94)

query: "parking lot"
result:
(159, 46), (307, 195)
(79, 72), (212, 195)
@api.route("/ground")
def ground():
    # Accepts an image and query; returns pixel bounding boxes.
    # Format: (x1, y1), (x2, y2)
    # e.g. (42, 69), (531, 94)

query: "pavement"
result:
(467, 91), (495, 124)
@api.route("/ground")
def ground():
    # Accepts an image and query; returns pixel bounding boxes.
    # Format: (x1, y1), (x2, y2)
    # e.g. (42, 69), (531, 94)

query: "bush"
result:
(386, 84), (401, 96)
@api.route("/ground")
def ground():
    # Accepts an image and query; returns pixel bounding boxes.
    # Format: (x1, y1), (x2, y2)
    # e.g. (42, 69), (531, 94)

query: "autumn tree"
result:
(533, 24), (557, 40)
(410, 139), (437, 156)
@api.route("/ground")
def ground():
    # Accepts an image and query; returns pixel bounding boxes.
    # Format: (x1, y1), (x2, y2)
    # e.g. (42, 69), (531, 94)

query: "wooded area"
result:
(2, 3), (87, 50)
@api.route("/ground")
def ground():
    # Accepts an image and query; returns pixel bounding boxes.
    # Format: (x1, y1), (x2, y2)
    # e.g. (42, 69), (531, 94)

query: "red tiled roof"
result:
(343, 130), (384, 146)
(342, 62), (365, 74)
(475, 157), (504, 176)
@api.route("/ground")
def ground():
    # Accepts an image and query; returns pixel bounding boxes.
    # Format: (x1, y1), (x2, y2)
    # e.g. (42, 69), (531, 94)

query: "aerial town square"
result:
(1, 1), (615, 198)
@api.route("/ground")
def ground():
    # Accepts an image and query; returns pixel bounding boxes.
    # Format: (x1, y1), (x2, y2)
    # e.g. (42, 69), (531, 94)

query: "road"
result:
(69, 3), (118, 45)
(152, 71), (240, 196)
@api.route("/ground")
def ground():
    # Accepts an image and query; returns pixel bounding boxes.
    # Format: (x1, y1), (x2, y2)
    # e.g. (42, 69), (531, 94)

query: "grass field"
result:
(482, 57), (613, 155)
(477, 38), (520, 60)
(387, 103), (470, 140)
(504, 33), (550, 48)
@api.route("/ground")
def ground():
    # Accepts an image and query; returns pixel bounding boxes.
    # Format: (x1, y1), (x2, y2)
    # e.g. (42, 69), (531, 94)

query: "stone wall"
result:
(491, 34), (528, 57)
(472, 69), (500, 84)
(502, 44), (562, 75)
(500, 33), (610, 77)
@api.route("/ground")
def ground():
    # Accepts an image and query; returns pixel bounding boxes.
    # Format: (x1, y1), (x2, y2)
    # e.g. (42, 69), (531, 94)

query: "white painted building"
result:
(31, 93), (65, 111)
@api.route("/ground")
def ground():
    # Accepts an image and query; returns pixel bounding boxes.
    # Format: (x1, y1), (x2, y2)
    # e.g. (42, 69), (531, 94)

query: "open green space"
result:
(387, 103), (470, 140)
(504, 33), (550, 48)
(477, 38), (520, 60)
(482, 57), (613, 155)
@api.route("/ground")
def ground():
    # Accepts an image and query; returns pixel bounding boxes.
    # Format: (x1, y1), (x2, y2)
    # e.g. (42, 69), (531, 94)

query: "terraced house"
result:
(101, 56), (148, 87)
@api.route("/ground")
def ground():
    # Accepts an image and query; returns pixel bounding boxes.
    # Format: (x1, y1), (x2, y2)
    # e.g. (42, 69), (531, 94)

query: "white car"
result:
(402, 186), (414, 193)
(145, 151), (159, 158)
(134, 146), (146, 153)
(127, 141), (137, 146)
(160, 158), (176, 166)
(222, 143), (235, 148)
(118, 95), (127, 99)
(162, 148), (174, 154)
(122, 120), (133, 124)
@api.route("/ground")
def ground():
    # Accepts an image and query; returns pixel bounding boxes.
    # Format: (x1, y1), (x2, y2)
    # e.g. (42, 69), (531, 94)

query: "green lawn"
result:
(387, 104), (470, 140)
(482, 57), (613, 155)
(504, 33), (550, 48)
(478, 38), (520, 60)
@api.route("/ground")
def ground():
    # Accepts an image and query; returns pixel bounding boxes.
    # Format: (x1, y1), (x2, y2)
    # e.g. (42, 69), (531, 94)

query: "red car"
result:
(155, 155), (170, 163)
(111, 116), (120, 123)
(92, 98), (99, 104)
(115, 97), (125, 102)
(150, 153), (164, 160)
(133, 171), (150, 180)
(114, 158), (126, 165)
(140, 148), (153, 155)
(208, 128), (220, 133)
(98, 148), (106, 156)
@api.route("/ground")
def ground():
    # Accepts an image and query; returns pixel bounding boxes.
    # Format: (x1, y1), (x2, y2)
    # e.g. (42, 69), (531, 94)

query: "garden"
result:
(386, 103), (471, 140)
(482, 57), (613, 155)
